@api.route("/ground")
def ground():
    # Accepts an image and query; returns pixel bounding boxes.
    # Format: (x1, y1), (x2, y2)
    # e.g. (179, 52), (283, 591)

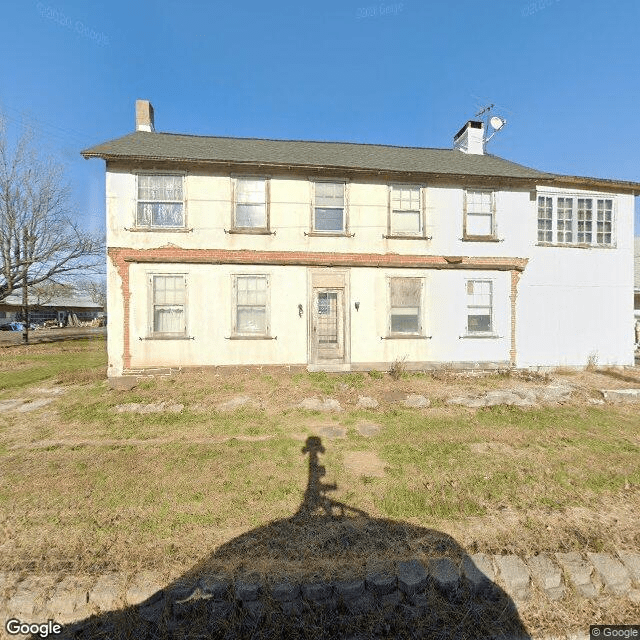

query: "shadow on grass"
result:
(41, 436), (530, 639)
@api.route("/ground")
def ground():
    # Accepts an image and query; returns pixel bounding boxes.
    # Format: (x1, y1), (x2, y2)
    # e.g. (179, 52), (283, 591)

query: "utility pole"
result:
(22, 228), (30, 344)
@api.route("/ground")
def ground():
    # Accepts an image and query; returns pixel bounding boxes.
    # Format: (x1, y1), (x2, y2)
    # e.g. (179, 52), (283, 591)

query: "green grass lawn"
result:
(0, 339), (106, 393)
(1, 338), (639, 580)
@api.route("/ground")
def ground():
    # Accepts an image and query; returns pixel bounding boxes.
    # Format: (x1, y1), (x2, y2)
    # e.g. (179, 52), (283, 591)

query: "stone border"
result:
(1, 551), (638, 636)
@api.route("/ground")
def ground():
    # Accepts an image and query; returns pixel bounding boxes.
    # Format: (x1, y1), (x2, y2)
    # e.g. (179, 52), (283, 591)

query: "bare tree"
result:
(78, 278), (107, 310)
(0, 117), (104, 303)
(30, 280), (76, 305)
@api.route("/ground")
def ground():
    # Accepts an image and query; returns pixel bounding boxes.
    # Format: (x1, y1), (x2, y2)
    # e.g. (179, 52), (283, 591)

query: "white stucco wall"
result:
(516, 189), (635, 368)
(105, 167), (635, 374)
(119, 264), (511, 371)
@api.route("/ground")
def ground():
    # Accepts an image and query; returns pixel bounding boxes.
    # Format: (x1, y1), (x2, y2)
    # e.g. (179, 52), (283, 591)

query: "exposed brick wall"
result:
(110, 246), (528, 272)
(108, 251), (133, 370)
(509, 270), (522, 366)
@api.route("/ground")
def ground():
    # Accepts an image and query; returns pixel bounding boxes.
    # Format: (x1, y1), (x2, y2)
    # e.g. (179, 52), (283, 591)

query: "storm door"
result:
(311, 288), (345, 363)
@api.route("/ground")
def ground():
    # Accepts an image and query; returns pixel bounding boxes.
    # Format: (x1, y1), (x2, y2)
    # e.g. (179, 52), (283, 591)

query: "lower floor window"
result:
(234, 274), (269, 335)
(152, 275), (186, 335)
(389, 277), (422, 335)
(466, 280), (493, 333)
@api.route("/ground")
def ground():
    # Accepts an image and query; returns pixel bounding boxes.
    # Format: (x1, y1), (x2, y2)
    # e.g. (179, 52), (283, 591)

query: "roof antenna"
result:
(474, 103), (507, 149)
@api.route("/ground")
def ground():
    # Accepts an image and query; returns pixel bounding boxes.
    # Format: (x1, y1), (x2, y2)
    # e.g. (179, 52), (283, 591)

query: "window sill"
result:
(304, 231), (355, 237)
(459, 333), (502, 339)
(383, 234), (432, 240)
(224, 228), (275, 235)
(126, 227), (193, 232)
(462, 236), (502, 242)
(536, 242), (615, 249)
(141, 335), (194, 340)
(226, 335), (277, 340)
(382, 335), (432, 340)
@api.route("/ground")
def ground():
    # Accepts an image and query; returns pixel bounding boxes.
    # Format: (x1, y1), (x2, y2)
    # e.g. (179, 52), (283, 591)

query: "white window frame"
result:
(311, 180), (348, 234)
(537, 193), (615, 247)
(387, 276), (424, 337)
(465, 279), (493, 335)
(232, 176), (270, 232)
(148, 274), (187, 338)
(136, 173), (185, 229)
(596, 198), (613, 245)
(464, 189), (496, 239)
(537, 196), (553, 242)
(232, 274), (271, 337)
(388, 184), (425, 237)
(556, 196), (574, 244)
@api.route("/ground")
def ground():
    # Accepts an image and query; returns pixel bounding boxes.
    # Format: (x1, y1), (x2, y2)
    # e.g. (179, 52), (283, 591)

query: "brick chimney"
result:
(453, 120), (484, 154)
(135, 100), (155, 132)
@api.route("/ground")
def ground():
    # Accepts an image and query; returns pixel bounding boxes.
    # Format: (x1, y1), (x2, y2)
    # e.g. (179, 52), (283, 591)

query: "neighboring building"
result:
(82, 101), (640, 377)
(635, 237), (640, 319)
(0, 294), (103, 325)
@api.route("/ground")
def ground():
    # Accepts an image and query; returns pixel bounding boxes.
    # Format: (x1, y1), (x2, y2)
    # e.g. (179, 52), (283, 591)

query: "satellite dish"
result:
(490, 116), (506, 130)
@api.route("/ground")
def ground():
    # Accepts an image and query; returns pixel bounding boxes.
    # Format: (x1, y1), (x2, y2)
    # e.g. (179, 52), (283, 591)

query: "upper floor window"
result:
(466, 280), (493, 334)
(537, 196), (553, 242)
(234, 178), (269, 231)
(556, 197), (573, 243)
(596, 198), (613, 244)
(137, 175), (184, 228)
(537, 194), (614, 246)
(313, 182), (346, 233)
(150, 274), (186, 336)
(464, 190), (495, 238)
(233, 274), (270, 336)
(388, 277), (423, 336)
(389, 185), (423, 237)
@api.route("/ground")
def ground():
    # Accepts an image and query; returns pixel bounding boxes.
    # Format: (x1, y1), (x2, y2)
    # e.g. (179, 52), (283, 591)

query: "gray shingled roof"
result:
(0, 295), (102, 309)
(81, 131), (552, 180)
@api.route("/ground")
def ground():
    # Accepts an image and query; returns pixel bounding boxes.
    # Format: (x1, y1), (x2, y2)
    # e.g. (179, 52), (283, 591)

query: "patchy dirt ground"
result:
(1, 349), (639, 639)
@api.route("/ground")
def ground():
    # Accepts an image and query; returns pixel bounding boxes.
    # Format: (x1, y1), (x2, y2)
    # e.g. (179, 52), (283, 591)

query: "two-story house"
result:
(82, 101), (639, 377)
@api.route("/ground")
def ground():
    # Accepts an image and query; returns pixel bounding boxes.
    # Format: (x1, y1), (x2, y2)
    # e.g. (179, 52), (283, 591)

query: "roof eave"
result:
(542, 174), (640, 195)
(83, 153), (546, 183)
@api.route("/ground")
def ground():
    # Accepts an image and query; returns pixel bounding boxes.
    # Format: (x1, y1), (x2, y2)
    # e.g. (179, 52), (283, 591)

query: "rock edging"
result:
(1, 550), (638, 636)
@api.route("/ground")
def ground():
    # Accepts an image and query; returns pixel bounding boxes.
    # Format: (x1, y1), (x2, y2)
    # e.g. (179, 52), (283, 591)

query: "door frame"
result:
(307, 268), (350, 371)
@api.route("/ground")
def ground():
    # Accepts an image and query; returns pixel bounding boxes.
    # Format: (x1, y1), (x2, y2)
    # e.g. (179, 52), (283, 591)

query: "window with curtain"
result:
(234, 275), (269, 335)
(137, 175), (184, 227)
(152, 275), (186, 335)
(235, 178), (267, 229)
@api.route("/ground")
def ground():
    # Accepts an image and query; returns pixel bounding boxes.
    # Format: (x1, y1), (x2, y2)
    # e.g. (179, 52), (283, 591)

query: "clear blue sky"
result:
(1, 0), (639, 234)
